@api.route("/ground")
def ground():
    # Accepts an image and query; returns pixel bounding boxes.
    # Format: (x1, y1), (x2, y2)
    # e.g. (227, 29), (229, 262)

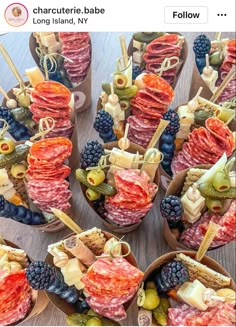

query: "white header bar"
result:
(0, 0), (235, 32)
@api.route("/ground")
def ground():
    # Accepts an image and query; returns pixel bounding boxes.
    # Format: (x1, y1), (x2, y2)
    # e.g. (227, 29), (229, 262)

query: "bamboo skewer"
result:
(50, 208), (83, 234)
(119, 35), (128, 66)
(0, 44), (25, 86)
(0, 87), (10, 101)
(211, 66), (236, 103)
(118, 123), (130, 152)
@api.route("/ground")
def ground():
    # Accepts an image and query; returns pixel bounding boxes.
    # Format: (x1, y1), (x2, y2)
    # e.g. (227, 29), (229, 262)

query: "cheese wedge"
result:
(178, 105), (194, 124)
(61, 258), (86, 286)
(177, 279), (208, 311)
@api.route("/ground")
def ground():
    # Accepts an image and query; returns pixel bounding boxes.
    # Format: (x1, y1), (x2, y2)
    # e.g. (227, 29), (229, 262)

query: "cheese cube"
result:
(201, 70), (218, 92)
(61, 258), (85, 286)
(109, 148), (136, 169)
(133, 39), (146, 51)
(183, 210), (201, 224)
(41, 33), (57, 47)
(178, 105), (194, 124)
(181, 192), (205, 214)
(133, 50), (144, 64)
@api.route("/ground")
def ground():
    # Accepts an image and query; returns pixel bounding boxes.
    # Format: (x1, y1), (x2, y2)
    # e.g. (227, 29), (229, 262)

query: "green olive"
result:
(85, 188), (101, 201)
(212, 171), (231, 192)
(87, 169), (105, 186)
(205, 197), (224, 213)
(86, 317), (102, 326)
(0, 138), (15, 154)
(113, 73), (128, 89)
(11, 163), (27, 179)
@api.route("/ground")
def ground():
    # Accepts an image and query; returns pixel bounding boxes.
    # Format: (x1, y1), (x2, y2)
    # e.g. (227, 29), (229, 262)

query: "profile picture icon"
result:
(12, 6), (22, 17)
(4, 3), (28, 27)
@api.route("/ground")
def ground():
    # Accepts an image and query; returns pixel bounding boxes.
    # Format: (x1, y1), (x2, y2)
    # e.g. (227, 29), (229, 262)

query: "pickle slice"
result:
(196, 221), (221, 261)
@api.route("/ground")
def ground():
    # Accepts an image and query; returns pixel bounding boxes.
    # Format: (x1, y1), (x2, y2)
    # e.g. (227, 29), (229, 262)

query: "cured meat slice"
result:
(181, 201), (236, 249)
(59, 32), (91, 84)
(168, 303), (236, 326)
(0, 270), (32, 325)
(104, 170), (157, 225)
(143, 34), (184, 85)
(82, 257), (143, 321)
(172, 118), (234, 175)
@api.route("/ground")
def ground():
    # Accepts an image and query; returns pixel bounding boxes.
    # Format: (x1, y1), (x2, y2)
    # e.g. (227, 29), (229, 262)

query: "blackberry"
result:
(163, 109), (180, 135)
(193, 34), (211, 58)
(155, 260), (189, 292)
(26, 261), (56, 290)
(26, 261), (79, 303)
(160, 195), (183, 226)
(132, 65), (142, 80)
(80, 140), (104, 169)
(94, 110), (114, 133)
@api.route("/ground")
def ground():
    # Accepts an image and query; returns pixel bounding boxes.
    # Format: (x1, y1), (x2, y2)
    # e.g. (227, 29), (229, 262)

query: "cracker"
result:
(78, 227), (107, 256)
(182, 168), (208, 194)
(176, 253), (231, 290)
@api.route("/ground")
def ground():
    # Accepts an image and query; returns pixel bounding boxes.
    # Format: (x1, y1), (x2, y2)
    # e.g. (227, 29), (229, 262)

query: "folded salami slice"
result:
(172, 118), (234, 175)
(143, 34), (184, 85)
(59, 32), (91, 85)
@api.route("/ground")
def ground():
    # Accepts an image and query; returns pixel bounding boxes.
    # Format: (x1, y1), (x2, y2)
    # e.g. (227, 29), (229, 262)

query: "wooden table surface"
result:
(0, 32), (235, 326)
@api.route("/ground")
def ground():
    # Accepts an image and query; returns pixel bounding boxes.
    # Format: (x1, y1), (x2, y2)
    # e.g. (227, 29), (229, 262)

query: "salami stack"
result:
(82, 257), (143, 321)
(26, 137), (72, 213)
(171, 117), (234, 175)
(0, 270), (32, 325)
(59, 32), (91, 84)
(128, 74), (174, 147)
(104, 169), (158, 226)
(168, 302), (235, 326)
(217, 40), (236, 102)
(143, 34), (184, 85)
(30, 81), (74, 139)
(181, 200), (236, 249)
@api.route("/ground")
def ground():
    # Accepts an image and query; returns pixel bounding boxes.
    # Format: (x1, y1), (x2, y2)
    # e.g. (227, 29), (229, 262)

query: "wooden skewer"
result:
(195, 221), (221, 261)
(210, 66), (236, 103)
(110, 82), (115, 96)
(0, 87), (10, 101)
(147, 119), (169, 150)
(118, 123), (130, 152)
(0, 44), (25, 86)
(50, 208), (83, 234)
(119, 35), (128, 66)
(215, 32), (222, 41)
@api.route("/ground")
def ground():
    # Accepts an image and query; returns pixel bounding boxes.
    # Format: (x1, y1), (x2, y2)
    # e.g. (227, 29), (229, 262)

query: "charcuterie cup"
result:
(79, 141), (160, 234)
(136, 250), (235, 326)
(44, 231), (139, 324)
(162, 164), (235, 251)
(0, 239), (49, 325)
(29, 33), (91, 113)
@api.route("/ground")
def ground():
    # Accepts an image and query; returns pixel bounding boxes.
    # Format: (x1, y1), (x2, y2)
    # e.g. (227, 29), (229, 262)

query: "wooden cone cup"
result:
(44, 231), (139, 323)
(79, 141), (160, 234)
(3, 240), (49, 325)
(127, 32), (188, 89)
(29, 34), (91, 113)
(189, 63), (214, 101)
(162, 164), (229, 251)
(137, 250), (235, 326)
(0, 81), (77, 232)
